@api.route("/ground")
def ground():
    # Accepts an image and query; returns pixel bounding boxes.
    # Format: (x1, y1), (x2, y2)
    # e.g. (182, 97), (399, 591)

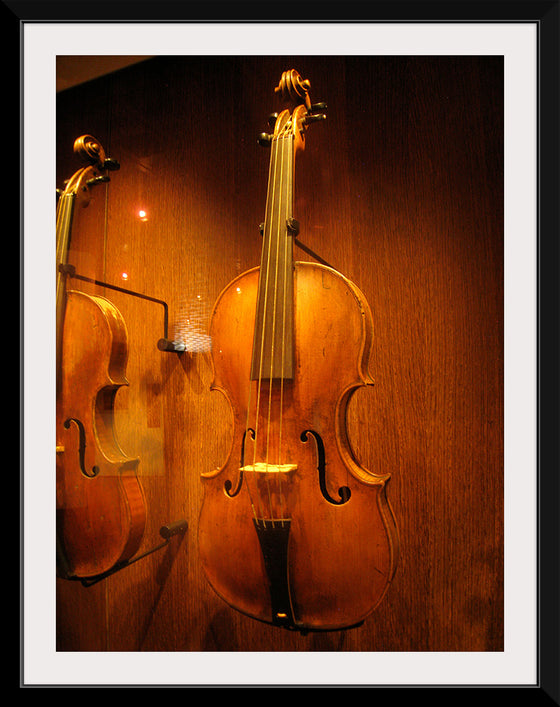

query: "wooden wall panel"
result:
(56, 55), (503, 654)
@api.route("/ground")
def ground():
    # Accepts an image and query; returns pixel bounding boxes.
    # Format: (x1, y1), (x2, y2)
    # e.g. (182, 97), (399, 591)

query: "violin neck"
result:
(56, 192), (75, 363)
(251, 130), (295, 381)
(56, 193), (75, 300)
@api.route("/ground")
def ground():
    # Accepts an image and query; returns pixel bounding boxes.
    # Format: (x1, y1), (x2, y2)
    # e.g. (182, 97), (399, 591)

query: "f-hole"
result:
(63, 418), (100, 478)
(300, 429), (351, 505)
(224, 427), (255, 497)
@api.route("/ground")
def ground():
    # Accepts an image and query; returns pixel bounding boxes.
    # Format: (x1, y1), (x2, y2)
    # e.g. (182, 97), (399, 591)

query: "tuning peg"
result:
(257, 132), (273, 147)
(302, 113), (327, 126)
(268, 113), (279, 127)
(310, 102), (327, 114)
(102, 158), (120, 171)
(86, 175), (111, 187)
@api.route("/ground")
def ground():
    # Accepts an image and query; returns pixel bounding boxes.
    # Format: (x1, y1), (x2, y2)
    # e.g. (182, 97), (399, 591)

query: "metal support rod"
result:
(75, 520), (188, 587)
(257, 223), (333, 269)
(59, 263), (184, 352)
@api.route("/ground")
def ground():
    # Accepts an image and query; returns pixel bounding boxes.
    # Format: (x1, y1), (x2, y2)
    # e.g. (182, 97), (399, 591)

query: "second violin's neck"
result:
(56, 192), (76, 364)
(56, 193), (75, 296)
(250, 130), (296, 381)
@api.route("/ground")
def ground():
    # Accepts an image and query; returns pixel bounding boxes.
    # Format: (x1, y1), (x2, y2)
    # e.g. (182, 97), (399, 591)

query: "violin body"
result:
(199, 71), (398, 631)
(56, 135), (146, 579)
(199, 262), (399, 631)
(56, 290), (146, 578)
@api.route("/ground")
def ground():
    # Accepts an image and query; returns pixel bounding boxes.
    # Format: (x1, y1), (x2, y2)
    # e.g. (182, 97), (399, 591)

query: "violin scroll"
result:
(73, 134), (106, 167)
(275, 69), (312, 110)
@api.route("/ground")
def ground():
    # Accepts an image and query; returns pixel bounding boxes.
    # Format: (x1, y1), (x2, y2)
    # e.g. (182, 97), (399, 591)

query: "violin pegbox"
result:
(270, 69), (327, 153)
(73, 134), (106, 168)
(61, 135), (120, 209)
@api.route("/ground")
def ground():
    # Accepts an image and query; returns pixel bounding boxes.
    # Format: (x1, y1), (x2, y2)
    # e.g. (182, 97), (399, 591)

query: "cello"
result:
(198, 71), (399, 631)
(56, 135), (146, 580)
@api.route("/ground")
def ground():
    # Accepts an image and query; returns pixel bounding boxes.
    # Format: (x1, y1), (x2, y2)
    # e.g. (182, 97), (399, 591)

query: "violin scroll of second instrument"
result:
(198, 71), (399, 632)
(56, 135), (146, 580)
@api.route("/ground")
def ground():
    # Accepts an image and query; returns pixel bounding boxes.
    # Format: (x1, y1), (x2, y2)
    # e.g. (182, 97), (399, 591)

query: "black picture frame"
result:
(13, 1), (558, 700)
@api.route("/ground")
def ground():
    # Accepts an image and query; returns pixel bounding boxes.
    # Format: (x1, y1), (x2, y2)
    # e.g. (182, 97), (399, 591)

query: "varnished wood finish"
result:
(200, 262), (398, 630)
(56, 55), (503, 652)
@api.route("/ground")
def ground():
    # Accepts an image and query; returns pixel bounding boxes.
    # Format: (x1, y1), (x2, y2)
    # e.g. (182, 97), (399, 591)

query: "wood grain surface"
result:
(55, 55), (503, 653)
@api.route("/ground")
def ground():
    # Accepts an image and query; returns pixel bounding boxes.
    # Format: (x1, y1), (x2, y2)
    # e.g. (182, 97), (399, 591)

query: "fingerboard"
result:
(250, 127), (295, 381)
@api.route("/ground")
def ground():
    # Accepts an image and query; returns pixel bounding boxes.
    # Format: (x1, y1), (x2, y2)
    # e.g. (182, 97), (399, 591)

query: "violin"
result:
(198, 71), (399, 631)
(56, 135), (146, 579)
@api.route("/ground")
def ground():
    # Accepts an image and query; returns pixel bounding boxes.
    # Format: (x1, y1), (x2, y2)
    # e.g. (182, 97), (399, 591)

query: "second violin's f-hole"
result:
(63, 417), (100, 478)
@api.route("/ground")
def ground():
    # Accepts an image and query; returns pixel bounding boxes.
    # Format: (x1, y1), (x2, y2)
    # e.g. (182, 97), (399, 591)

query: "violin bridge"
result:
(240, 462), (297, 474)
(241, 463), (298, 532)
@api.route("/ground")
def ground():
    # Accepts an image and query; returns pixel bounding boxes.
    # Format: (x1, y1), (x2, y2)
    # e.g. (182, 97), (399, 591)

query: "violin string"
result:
(275, 130), (292, 527)
(55, 193), (65, 265)
(56, 178), (79, 281)
(265, 127), (289, 527)
(243, 334), (258, 523)
(56, 193), (73, 372)
(102, 172), (111, 289)
(56, 194), (70, 297)
(250, 125), (279, 523)
(278, 126), (295, 526)
(262, 126), (284, 527)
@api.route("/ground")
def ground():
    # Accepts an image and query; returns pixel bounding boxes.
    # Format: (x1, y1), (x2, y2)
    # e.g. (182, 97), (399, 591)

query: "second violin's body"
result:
(57, 290), (146, 578)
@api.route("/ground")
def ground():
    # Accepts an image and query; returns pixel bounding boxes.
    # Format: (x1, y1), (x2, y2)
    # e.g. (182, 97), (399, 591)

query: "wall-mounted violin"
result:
(198, 71), (399, 632)
(56, 135), (146, 580)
